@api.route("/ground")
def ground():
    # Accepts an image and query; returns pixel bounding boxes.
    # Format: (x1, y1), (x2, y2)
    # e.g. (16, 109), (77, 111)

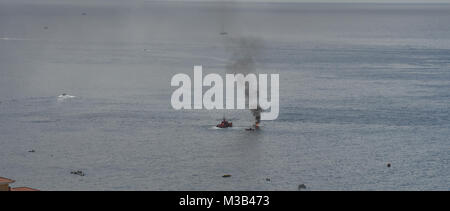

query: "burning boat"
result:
(245, 122), (260, 131)
(246, 106), (261, 131)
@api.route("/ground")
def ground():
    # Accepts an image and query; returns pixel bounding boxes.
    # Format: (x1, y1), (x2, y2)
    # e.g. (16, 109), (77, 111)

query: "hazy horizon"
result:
(2, 0), (450, 4)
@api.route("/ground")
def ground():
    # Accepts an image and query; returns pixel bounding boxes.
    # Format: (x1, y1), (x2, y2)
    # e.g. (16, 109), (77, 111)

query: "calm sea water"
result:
(0, 2), (449, 190)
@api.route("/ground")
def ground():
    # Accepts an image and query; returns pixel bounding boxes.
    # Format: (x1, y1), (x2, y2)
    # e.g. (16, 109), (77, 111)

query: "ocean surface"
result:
(0, 1), (449, 190)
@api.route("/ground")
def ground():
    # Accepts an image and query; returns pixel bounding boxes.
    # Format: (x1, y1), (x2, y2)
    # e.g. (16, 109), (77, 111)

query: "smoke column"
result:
(218, 1), (265, 125)
(225, 37), (264, 125)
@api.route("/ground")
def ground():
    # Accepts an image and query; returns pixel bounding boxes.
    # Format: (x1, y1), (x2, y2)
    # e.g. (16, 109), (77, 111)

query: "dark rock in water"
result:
(222, 174), (232, 178)
(43, 26), (48, 30)
(82, 12), (87, 15)
(298, 184), (306, 190)
(28, 150), (35, 153)
(71, 170), (85, 176)
(387, 163), (391, 168)
(266, 178), (271, 182)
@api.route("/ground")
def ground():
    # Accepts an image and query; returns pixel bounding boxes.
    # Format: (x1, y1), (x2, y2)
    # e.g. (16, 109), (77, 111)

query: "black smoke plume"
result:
(225, 37), (264, 124)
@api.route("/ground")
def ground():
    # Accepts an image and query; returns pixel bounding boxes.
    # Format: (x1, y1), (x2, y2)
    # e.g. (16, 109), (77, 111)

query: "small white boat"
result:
(57, 93), (76, 100)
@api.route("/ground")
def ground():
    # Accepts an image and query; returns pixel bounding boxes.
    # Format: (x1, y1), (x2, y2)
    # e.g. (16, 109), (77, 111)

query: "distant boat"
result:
(220, 32), (228, 35)
(58, 93), (76, 100)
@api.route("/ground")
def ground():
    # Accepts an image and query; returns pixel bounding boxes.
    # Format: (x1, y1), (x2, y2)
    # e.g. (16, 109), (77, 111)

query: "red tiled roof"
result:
(0, 177), (15, 184)
(10, 187), (40, 191)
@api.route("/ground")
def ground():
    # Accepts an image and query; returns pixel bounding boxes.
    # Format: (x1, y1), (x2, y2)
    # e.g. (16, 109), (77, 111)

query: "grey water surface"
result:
(0, 1), (449, 190)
